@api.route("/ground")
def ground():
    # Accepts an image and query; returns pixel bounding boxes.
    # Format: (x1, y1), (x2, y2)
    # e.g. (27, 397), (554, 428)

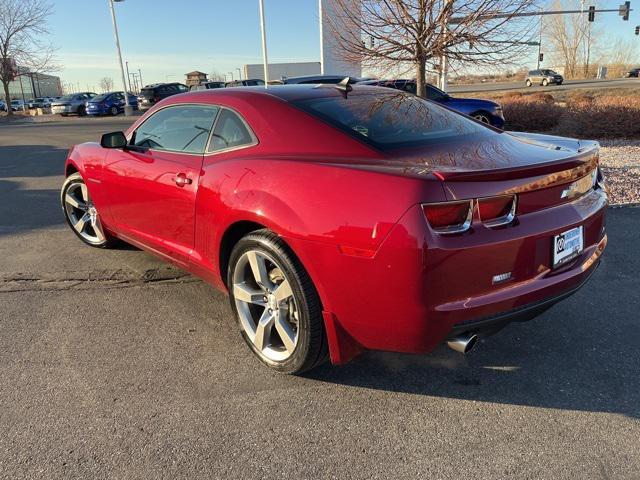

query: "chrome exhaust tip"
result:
(447, 332), (479, 354)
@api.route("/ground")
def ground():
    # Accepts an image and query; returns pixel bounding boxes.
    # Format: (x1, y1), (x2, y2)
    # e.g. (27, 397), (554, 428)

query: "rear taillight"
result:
(422, 195), (517, 235)
(477, 195), (517, 227)
(422, 200), (472, 234)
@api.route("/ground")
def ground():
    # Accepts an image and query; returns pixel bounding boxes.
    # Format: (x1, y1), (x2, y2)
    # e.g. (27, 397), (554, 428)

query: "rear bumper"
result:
(52, 105), (75, 114)
(287, 187), (607, 363)
(448, 241), (603, 337)
(86, 107), (106, 115)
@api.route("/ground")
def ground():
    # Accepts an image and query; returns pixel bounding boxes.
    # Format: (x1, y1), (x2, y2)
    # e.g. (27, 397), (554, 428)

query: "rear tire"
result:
(110, 105), (119, 116)
(227, 229), (327, 374)
(77, 105), (86, 116)
(525, 79), (532, 87)
(472, 112), (492, 125)
(542, 79), (549, 86)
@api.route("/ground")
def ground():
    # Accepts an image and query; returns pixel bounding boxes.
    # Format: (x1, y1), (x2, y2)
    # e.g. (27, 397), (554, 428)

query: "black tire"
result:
(61, 173), (116, 248)
(472, 111), (492, 125)
(77, 105), (86, 116)
(227, 229), (327, 374)
(525, 79), (532, 87)
(110, 105), (119, 116)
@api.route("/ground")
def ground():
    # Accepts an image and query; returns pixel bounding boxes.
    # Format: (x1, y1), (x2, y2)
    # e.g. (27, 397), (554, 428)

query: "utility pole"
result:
(108, 0), (133, 115)
(439, 0), (451, 91)
(236, 67), (242, 80)
(537, 16), (543, 69)
(138, 68), (143, 88)
(125, 61), (132, 92)
(319, 0), (325, 74)
(259, 0), (270, 85)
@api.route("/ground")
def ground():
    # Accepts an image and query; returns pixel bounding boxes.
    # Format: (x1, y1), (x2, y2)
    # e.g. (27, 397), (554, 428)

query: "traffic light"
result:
(539, 53), (544, 62)
(588, 6), (595, 22)
(622, 1), (631, 21)
(636, 26), (640, 35)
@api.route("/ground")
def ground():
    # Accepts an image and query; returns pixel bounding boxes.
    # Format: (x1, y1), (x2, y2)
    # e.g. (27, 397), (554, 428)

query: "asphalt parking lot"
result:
(1, 117), (639, 479)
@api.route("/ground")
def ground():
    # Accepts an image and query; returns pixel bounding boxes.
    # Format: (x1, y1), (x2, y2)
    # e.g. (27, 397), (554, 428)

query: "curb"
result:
(610, 202), (640, 208)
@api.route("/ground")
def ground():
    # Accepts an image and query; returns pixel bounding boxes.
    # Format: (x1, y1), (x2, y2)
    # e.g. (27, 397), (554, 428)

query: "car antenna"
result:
(335, 77), (353, 98)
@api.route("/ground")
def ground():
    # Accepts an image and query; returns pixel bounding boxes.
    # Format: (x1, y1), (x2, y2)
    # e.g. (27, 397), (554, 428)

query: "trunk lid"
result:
(387, 131), (600, 212)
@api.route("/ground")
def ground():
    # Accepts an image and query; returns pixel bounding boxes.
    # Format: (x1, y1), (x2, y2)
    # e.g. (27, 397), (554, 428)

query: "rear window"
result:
(294, 92), (490, 150)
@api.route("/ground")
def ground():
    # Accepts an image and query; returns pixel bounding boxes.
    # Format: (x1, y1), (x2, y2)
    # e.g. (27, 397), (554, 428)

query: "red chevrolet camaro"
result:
(61, 84), (608, 373)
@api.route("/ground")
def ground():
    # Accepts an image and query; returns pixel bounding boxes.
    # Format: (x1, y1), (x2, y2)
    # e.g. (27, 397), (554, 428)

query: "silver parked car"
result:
(51, 92), (97, 116)
(525, 69), (564, 87)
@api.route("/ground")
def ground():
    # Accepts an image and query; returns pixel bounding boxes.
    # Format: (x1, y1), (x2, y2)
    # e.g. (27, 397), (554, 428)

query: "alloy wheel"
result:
(474, 114), (491, 124)
(232, 250), (299, 362)
(63, 181), (107, 244)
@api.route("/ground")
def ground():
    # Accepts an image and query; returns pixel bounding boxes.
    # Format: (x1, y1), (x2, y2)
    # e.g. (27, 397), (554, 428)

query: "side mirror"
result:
(100, 131), (127, 149)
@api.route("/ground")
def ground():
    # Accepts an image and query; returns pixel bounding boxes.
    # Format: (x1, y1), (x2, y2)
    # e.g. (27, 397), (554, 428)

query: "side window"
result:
(208, 108), (255, 152)
(132, 105), (219, 154)
(177, 84), (189, 92)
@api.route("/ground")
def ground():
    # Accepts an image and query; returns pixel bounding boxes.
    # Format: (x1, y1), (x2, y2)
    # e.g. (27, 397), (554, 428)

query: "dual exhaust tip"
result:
(447, 332), (478, 354)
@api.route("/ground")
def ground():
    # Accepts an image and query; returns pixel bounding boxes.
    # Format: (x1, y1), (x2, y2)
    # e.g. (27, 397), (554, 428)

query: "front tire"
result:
(542, 78), (549, 86)
(110, 105), (119, 116)
(61, 173), (115, 248)
(77, 105), (86, 116)
(227, 230), (326, 374)
(525, 79), (532, 87)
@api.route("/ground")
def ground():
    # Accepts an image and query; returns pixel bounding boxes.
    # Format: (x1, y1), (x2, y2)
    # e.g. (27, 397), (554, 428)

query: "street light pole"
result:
(138, 68), (143, 88)
(236, 67), (242, 80)
(259, 0), (270, 86)
(125, 60), (132, 92)
(108, 0), (133, 115)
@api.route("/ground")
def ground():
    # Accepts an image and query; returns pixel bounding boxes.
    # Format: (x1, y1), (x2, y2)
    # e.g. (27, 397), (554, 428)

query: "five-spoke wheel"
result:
(61, 173), (113, 248)
(228, 230), (326, 373)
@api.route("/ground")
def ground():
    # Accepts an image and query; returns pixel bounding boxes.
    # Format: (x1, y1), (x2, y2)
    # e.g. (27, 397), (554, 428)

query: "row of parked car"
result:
(6, 74), (503, 128)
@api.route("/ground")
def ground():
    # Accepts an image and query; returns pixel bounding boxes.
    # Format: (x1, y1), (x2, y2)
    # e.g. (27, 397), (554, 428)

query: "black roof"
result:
(193, 84), (393, 102)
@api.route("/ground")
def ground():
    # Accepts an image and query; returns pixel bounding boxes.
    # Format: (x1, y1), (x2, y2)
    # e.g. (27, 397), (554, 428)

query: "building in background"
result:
(185, 71), (208, 87)
(4, 68), (62, 100)
(243, 62), (321, 81)
(319, 0), (361, 77)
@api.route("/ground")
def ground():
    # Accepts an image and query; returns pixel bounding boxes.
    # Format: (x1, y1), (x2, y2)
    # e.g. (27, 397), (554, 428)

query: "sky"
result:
(47, 0), (640, 91)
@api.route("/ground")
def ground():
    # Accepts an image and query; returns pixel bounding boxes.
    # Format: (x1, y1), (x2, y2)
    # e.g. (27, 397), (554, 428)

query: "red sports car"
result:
(61, 85), (608, 373)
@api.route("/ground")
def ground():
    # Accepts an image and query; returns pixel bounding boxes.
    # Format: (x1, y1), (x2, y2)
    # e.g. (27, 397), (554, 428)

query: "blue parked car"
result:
(86, 91), (138, 116)
(356, 79), (505, 129)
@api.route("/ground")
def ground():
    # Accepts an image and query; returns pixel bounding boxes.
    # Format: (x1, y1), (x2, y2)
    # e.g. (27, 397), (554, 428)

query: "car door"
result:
(101, 104), (219, 263)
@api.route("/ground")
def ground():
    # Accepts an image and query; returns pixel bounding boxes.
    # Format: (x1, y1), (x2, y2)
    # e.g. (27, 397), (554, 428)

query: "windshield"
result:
(58, 94), (76, 101)
(294, 91), (492, 150)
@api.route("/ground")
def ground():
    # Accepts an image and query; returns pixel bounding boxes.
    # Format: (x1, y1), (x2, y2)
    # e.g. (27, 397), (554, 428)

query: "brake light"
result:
(477, 195), (516, 226)
(422, 200), (472, 234)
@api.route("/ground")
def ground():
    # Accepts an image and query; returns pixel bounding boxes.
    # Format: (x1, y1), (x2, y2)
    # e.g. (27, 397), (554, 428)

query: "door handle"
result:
(172, 173), (193, 187)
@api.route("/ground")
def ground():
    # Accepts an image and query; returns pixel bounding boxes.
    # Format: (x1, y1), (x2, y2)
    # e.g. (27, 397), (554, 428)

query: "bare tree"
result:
(0, 0), (57, 115)
(326, 0), (539, 97)
(99, 76), (114, 92)
(544, 0), (585, 78)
